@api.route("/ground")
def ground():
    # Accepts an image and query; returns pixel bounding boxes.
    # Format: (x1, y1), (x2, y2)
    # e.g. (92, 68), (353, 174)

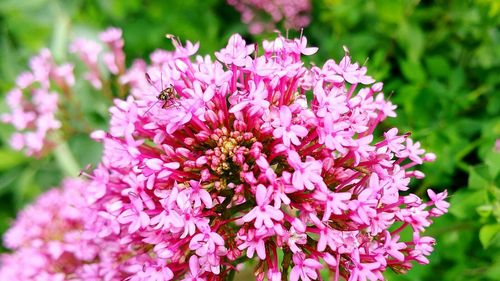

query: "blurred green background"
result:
(0, 0), (499, 280)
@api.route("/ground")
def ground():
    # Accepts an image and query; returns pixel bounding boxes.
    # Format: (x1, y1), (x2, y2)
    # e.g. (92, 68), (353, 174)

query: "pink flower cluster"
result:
(1, 49), (71, 156)
(0, 179), (96, 281)
(70, 27), (126, 89)
(1, 28), (127, 156)
(227, 0), (311, 34)
(86, 34), (447, 280)
(1, 32), (449, 281)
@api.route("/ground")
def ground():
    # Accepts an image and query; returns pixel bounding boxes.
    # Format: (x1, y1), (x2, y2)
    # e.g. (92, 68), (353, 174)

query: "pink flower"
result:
(242, 184), (284, 229)
(237, 229), (267, 259)
(189, 230), (226, 257)
(273, 106), (309, 147)
(182, 256), (205, 281)
(215, 34), (254, 66)
(427, 189), (450, 216)
(70, 38), (103, 88)
(117, 194), (151, 233)
(313, 189), (351, 221)
(287, 150), (325, 191)
(290, 253), (322, 281)
(100, 27), (126, 75)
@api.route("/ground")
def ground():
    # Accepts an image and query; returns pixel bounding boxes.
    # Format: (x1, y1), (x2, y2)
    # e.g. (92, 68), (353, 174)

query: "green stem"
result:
(50, 1), (70, 61)
(53, 142), (80, 177)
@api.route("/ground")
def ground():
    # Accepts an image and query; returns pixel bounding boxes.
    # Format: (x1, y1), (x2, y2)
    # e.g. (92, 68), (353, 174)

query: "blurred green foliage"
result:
(0, 0), (499, 280)
(309, 1), (500, 280)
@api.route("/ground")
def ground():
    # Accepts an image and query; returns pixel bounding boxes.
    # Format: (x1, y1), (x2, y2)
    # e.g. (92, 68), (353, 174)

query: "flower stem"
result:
(53, 142), (80, 177)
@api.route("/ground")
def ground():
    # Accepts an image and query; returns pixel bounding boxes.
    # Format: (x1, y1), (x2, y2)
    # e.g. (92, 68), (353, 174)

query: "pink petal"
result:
(189, 255), (200, 275)
(291, 125), (308, 137)
(256, 239), (266, 259)
(255, 184), (267, 206)
(200, 190), (213, 208)
(145, 158), (163, 170)
(279, 106), (292, 126)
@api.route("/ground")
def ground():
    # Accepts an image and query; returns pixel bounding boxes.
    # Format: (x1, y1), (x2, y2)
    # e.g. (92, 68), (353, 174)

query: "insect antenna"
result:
(143, 73), (162, 116)
(160, 70), (164, 92)
(143, 100), (161, 116)
(145, 73), (161, 93)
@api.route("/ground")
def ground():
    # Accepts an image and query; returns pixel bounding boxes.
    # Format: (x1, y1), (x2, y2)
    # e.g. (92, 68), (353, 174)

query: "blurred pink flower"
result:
(2, 27), (127, 157)
(228, 0), (311, 34)
(0, 179), (98, 281)
(1, 49), (64, 156)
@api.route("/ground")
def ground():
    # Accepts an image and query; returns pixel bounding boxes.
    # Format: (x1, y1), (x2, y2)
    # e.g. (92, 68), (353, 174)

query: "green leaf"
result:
(479, 224), (500, 248)
(50, 4), (70, 61)
(425, 55), (451, 79)
(13, 167), (41, 209)
(399, 59), (426, 84)
(0, 149), (26, 171)
(0, 169), (21, 196)
(484, 151), (500, 179)
(397, 23), (424, 62)
(449, 189), (488, 219)
(68, 134), (103, 167)
(476, 204), (493, 219)
(468, 164), (492, 190)
(374, 0), (405, 23)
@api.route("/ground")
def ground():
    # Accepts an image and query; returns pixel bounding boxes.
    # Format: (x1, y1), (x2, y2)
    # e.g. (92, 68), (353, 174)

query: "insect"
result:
(143, 72), (178, 115)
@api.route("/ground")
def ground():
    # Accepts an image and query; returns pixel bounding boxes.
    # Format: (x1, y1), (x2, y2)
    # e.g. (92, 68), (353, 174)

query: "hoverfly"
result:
(143, 72), (178, 115)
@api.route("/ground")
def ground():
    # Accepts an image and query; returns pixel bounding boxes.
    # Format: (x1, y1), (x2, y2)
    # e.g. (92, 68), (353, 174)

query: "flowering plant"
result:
(0, 29), (448, 281)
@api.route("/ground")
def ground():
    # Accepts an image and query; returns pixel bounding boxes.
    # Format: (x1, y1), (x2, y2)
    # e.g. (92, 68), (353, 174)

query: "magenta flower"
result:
(242, 184), (284, 229)
(273, 106), (309, 147)
(71, 27), (126, 88)
(287, 150), (325, 190)
(290, 253), (323, 281)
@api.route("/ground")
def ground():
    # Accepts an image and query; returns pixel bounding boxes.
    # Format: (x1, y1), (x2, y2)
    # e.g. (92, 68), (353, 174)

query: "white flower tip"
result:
(90, 130), (106, 140)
